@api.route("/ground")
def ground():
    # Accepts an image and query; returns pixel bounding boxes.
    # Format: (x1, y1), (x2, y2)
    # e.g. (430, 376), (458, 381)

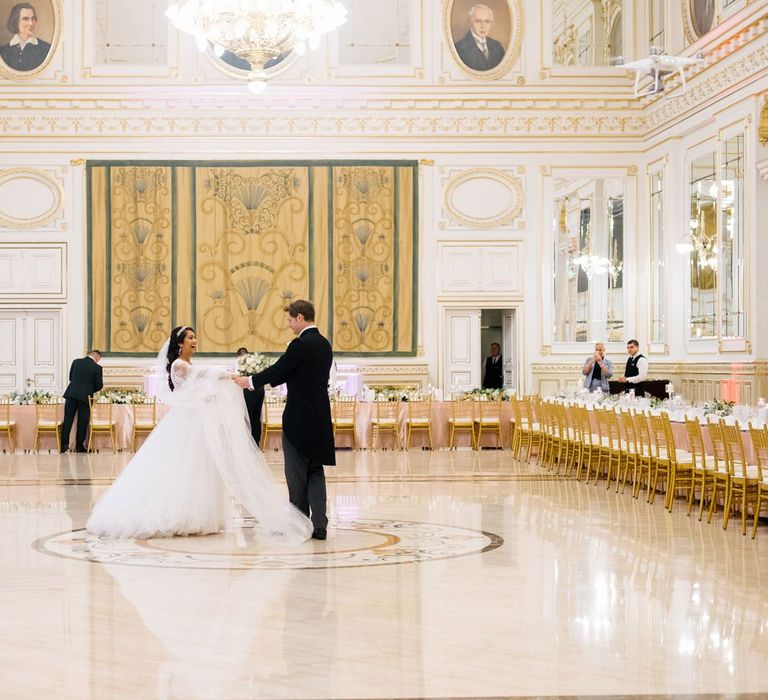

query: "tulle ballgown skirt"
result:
(86, 406), (229, 539)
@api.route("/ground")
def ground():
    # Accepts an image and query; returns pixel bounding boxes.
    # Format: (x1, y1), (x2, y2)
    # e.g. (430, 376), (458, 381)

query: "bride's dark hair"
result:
(166, 325), (194, 391)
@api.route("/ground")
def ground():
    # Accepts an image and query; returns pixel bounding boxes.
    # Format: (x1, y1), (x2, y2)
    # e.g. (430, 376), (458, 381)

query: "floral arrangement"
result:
(9, 390), (56, 405)
(373, 386), (414, 402)
(463, 387), (509, 401)
(236, 352), (273, 376)
(702, 399), (735, 417)
(94, 389), (148, 404)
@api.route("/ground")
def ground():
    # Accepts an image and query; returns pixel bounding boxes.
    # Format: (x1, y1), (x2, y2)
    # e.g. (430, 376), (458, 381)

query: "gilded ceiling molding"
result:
(644, 40), (768, 134)
(0, 112), (649, 139)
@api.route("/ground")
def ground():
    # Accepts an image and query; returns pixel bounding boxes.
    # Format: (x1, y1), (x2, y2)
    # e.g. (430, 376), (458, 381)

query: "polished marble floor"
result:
(1, 448), (768, 699)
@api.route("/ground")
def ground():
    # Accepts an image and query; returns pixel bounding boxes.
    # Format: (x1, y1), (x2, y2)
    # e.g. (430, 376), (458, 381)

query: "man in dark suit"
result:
(234, 300), (335, 540)
(482, 342), (504, 389)
(454, 4), (505, 72)
(0, 3), (52, 72)
(236, 346), (264, 446)
(60, 350), (103, 453)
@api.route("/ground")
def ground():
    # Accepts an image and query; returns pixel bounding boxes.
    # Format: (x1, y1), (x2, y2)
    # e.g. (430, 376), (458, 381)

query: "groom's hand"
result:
(233, 375), (251, 389)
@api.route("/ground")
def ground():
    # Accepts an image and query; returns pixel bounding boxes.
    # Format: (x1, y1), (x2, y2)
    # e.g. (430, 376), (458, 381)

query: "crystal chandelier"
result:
(572, 221), (610, 281)
(166, 0), (348, 93)
(676, 189), (718, 269)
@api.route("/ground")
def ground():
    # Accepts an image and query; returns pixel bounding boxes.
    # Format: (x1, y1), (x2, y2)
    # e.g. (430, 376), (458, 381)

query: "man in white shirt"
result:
(453, 4), (505, 72)
(618, 339), (648, 395)
(0, 3), (51, 72)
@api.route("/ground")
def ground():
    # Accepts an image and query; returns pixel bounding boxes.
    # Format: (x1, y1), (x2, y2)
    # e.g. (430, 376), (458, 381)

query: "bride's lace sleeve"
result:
(171, 359), (191, 389)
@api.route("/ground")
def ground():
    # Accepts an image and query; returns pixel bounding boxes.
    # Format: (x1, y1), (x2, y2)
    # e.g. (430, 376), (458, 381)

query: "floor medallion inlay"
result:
(34, 518), (503, 570)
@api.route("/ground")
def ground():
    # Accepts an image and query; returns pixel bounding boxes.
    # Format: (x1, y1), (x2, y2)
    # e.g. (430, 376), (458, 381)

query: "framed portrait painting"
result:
(444, 0), (522, 80)
(0, 0), (61, 79)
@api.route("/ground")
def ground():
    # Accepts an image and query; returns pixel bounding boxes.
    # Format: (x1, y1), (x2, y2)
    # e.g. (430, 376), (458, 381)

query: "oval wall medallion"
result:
(443, 0), (523, 81)
(0, 169), (62, 229)
(444, 168), (523, 228)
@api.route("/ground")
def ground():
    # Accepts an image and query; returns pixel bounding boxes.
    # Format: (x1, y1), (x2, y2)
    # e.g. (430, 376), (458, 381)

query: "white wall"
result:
(0, 0), (766, 396)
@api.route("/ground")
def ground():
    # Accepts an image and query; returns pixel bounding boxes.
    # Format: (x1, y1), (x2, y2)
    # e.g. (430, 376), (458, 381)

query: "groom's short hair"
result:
(285, 299), (315, 322)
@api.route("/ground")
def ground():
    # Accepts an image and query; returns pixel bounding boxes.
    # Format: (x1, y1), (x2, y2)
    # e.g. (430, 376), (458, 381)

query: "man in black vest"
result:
(482, 342), (504, 389)
(234, 300), (335, 540)
(236, 347), (264, 446)
(618, 339), (648, 396)
(60, 350), (103, 452)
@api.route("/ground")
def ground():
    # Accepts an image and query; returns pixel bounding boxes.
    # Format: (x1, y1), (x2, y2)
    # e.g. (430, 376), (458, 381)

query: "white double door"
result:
(443, 308), (517, 393)
(0, 310), (62, 393)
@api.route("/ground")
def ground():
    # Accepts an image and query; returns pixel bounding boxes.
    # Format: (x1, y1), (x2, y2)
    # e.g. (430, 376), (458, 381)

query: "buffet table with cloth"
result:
(10, 401), (515, 452)
(8, 404), (163, 452)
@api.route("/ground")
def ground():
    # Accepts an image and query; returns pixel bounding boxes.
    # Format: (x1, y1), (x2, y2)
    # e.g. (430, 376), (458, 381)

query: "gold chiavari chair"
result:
(34, 397), (63, 452)
(588, 408), (612, 485)
(617, 410), (639, 494)
(602, 408), (625, 490)
(405, 395), (432, 449)
(748, 425), (768, 538)
(537, 402), (556, 469)
(448, 393), (475, 450)
(553, 403), (578, 475)
(332, 395), (357, 449)
(510, 396), (540, 462)
(648, 412), (694, 511)
(261, 395), (286, 450)
(684, 417), (718, 520)
(131, 395), (157, 452)
(720, 422), (760, 535)
(630, 411), (654, 499)
(88, 396), (117, 452)
(371, 397), (401, 450)
(473, 397), (503, 450)
(705, 419), (732, 526)
(0, 395), (16, 452)
(573, 405), (599, 482)
(563, 404), (583, 478)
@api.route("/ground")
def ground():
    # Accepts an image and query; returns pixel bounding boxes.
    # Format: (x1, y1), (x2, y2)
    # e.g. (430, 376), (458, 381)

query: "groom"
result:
(234, 300), (335, 540)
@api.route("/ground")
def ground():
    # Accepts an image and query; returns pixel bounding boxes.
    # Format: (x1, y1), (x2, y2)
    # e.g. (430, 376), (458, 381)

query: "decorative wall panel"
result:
(0, 245), (65, 299)
(88, 161), (418, 356)
(438, 243), (522, 296)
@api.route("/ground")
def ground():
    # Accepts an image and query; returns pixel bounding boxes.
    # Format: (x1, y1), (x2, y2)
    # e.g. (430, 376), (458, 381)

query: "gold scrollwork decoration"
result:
(758, 94), (768, 146)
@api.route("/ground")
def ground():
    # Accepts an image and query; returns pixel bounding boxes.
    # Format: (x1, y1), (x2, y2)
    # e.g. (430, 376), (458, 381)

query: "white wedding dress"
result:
(86, 358), (312, 541)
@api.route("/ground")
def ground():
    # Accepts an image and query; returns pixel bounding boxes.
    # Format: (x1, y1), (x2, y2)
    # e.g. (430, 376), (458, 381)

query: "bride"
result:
(86, 325), (313, 541)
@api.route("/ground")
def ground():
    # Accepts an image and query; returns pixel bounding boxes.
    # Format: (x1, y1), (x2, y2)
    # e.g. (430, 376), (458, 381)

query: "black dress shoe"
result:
(311, 529), (327, 540)
(75, 447), (88, 453)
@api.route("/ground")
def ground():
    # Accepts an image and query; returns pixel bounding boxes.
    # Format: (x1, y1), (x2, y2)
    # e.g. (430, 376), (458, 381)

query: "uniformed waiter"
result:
(617, 339), (648, 396)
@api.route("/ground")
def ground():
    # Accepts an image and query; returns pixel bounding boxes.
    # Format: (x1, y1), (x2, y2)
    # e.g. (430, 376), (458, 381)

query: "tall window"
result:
(721, 134), (745, 338)
(649, 172), (664, 343)
(688, 153), (718, 339)
(649, 0), (665, 52)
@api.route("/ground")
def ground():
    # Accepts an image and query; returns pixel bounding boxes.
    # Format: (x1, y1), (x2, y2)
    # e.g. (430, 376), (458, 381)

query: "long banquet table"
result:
(6, 401), (516, 452)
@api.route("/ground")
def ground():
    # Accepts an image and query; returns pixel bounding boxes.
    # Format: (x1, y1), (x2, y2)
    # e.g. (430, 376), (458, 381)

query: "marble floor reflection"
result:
(1, 448), (768, 699)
